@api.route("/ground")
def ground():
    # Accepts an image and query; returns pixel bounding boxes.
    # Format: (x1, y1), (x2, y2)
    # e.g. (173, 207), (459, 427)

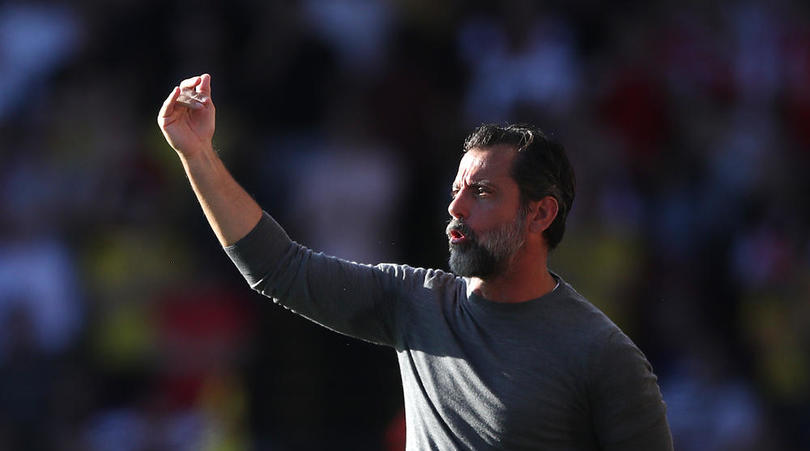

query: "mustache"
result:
(446, 218), (474, 238)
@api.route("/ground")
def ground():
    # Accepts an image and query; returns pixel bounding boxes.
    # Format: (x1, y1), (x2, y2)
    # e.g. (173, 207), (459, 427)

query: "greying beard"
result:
(447, 209), (526, 279)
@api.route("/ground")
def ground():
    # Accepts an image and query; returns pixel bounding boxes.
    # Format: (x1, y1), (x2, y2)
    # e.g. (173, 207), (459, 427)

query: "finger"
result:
(198, 73), (211, 97)
(176, 92), (205, 110)
(159, 86), (181, 119)
(189, 73), (211, 105)
(179, 76), (201, 90)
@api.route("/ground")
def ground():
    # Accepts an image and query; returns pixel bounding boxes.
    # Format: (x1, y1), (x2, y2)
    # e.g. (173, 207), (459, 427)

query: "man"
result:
(158, 74), (673, 450)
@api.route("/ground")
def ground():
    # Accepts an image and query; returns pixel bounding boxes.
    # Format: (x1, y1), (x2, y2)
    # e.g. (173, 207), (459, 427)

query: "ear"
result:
(528, 196), (559, 234)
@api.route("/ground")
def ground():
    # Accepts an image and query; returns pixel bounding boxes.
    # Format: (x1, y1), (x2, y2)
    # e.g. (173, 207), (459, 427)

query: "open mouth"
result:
(448, 228), (467, 244)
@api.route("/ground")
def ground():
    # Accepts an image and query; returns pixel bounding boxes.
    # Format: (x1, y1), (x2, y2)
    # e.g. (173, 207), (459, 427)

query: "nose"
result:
(448, 191), (467, 219)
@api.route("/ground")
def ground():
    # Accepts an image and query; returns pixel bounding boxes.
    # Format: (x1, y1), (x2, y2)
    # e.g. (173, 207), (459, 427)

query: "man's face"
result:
(446, 146), (527, 278)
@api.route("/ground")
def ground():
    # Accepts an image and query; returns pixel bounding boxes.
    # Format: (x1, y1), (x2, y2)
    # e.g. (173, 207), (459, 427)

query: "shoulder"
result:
(373, 265), (466, 342)
(560, 283), (644, 364)
(547, 278), (647, 372)
(556, 280), (658, 394)
(374, 263), (464, 292)
(548, 279), (623, 340)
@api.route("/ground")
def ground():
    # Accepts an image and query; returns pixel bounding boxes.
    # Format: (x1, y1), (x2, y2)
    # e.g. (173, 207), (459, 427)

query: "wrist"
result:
(178, 142), (217, 164)
(179, 143), (222, 175)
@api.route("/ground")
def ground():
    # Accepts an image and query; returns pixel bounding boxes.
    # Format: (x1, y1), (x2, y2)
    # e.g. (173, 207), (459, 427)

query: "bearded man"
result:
(158, 74), (673, 450)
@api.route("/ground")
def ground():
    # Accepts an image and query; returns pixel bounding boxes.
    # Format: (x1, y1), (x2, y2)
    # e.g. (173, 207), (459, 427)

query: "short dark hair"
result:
(463, 124), (576, 250)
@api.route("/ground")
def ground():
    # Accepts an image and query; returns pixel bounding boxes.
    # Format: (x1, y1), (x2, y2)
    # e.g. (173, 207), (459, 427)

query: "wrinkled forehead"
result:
(453, 146), (517, 186)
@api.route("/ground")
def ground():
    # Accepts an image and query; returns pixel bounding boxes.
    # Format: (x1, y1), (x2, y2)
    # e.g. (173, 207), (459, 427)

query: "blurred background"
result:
(1, 0), (809, 449)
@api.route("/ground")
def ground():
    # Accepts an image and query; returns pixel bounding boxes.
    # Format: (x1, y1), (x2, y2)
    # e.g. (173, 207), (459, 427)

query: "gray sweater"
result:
(225, 212), (673, 450)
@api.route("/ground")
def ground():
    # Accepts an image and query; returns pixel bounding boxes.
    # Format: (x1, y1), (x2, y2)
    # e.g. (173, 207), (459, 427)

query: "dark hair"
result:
(463, 124), (576, 250)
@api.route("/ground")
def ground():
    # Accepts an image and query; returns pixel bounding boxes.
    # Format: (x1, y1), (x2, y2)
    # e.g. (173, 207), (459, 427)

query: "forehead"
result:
(453, 146), (517, 186)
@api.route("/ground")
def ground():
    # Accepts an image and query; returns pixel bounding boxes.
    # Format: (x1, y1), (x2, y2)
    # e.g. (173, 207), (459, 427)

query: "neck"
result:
(466, 248), (556, 303)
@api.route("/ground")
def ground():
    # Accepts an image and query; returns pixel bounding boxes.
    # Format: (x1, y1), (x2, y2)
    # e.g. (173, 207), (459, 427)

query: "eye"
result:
(450, 188), (459, 199)
(474, 186), (491, 197)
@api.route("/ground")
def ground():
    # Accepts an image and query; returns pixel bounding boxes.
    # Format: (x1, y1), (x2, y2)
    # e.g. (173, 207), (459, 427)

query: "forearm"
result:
(180, 145), (262, 246)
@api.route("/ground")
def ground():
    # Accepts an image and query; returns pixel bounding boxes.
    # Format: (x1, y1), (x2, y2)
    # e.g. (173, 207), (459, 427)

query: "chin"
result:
(448, 248), (500, 279)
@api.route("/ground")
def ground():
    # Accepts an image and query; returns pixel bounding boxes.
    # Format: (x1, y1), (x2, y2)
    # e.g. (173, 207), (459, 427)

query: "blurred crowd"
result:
(1, 0), (809, 449)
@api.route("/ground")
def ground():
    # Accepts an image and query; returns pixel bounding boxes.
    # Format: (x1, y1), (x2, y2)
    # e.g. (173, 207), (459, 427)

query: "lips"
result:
(446, 220), (471, 245)
(449, 228), (466, 244)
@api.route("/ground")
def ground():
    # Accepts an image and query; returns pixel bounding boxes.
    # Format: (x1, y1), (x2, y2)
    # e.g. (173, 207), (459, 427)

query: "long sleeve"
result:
(224, 211), (408, 346)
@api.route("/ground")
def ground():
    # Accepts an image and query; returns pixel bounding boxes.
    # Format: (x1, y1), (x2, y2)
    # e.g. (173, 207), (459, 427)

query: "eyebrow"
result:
(452, 179), (495, 191)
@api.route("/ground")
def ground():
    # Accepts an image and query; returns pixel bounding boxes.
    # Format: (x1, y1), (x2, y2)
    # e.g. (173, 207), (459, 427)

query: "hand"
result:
(157, 74), (216, 159)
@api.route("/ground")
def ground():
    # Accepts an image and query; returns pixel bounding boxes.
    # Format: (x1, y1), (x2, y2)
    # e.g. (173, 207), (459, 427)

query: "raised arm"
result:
(157, 74), (262, 246)
(156, 74), (420, 346)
